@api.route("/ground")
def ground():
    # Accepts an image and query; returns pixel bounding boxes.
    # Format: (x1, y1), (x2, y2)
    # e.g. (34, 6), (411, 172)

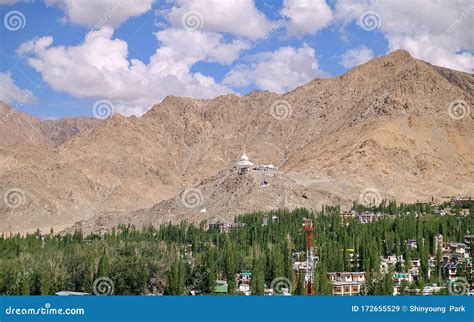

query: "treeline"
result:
(0, 204), (472, 296)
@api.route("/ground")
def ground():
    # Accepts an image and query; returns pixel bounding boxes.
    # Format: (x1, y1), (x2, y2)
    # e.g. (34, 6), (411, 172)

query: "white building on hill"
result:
(235, 150), (278, 175)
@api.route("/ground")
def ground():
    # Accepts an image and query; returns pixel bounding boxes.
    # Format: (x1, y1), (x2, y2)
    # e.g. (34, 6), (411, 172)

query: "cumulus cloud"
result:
(339, 46), (374, 68)
(224, 44), (326, 93)
(282, 0), (333, 36)
(45, 0), (153, 28)
(17, 27), (248, 116)
(335, 0), (474, 72)
(0, 72), (37, 105)
(166, 0), (272, 39)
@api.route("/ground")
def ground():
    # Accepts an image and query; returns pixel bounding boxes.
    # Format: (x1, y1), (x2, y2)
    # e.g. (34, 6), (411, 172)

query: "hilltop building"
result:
(235, 150), (278, 175)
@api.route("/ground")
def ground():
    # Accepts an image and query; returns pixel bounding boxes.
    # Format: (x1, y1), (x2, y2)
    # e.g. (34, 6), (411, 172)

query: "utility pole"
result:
(304, 218), (315, 295)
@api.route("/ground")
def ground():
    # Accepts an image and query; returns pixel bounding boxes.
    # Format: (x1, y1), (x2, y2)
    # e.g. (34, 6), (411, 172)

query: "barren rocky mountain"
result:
(0, 103), (99, 146)
(1, 50), (473, 234)
(39, 118), (100, 146)
(0, 102), (47, 146)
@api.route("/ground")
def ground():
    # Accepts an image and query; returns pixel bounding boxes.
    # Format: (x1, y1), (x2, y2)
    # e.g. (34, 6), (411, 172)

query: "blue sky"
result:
(0, 0), (472, 119)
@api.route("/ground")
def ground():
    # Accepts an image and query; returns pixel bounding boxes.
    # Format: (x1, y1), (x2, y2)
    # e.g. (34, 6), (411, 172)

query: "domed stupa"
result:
(236, 149), (254, 167)
(236, 149), (254, 175)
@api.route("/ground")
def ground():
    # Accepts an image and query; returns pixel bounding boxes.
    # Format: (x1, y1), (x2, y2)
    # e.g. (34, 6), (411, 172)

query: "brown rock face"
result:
(39, 118), (100, 146)
(0, 102), (99, 146)
(1, 50), (473, 234)
(0, 102), (46, 146)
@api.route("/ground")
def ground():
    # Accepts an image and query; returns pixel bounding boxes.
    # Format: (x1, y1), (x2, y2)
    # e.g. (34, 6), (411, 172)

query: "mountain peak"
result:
(388, 49), (413, 59)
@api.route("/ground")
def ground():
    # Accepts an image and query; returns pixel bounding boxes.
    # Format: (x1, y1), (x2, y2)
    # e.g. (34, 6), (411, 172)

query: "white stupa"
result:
(236, 149), (254, 167)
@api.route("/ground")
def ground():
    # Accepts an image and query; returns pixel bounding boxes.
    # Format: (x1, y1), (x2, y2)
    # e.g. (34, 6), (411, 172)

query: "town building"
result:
(239, 283), (251, 296)
(214, 280), (228, 294)
(452, 196), (474, 208)
(442, 260), (458, 281)
(356, 212), (386, 224)
(464, 234), (474, 246)
(405, 284), (445, 296)
(407, 239), (418, 249)
(380, 255), (404, 274)
(208, 220), (233, 232)
(236, 272), (252, 295)
(326, 272), (365, 296)
(448, 242), (470, 259)
(392, 272), (412, 295)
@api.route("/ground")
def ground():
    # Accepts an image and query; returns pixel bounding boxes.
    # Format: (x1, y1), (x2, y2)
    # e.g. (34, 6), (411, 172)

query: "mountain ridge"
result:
(1, 49), (473, 234)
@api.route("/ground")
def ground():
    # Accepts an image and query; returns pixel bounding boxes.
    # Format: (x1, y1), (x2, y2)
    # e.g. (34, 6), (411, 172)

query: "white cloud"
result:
(0, 72), (37, 105)
(339, 46), (374, 68)
(152, 28), (249, 67)
(335, 0), (474, 73)
(17, 27), (247, 116)
(45, 0), (153, 28)
(282, 0), (333, 36)
(166, 0), (272, 40)
(224, 44), (326, 93)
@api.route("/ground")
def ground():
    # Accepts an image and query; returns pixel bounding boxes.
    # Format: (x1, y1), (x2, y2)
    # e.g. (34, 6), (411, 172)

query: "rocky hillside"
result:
(39, 118), (100, 145)
(0, 102), (46, 146)
(0, 103), (99, 146)
(1, 50), (473, 234)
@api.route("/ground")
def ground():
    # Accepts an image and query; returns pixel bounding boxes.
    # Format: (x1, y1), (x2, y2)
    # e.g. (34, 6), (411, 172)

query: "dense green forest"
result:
(0, 201), (472, 296)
